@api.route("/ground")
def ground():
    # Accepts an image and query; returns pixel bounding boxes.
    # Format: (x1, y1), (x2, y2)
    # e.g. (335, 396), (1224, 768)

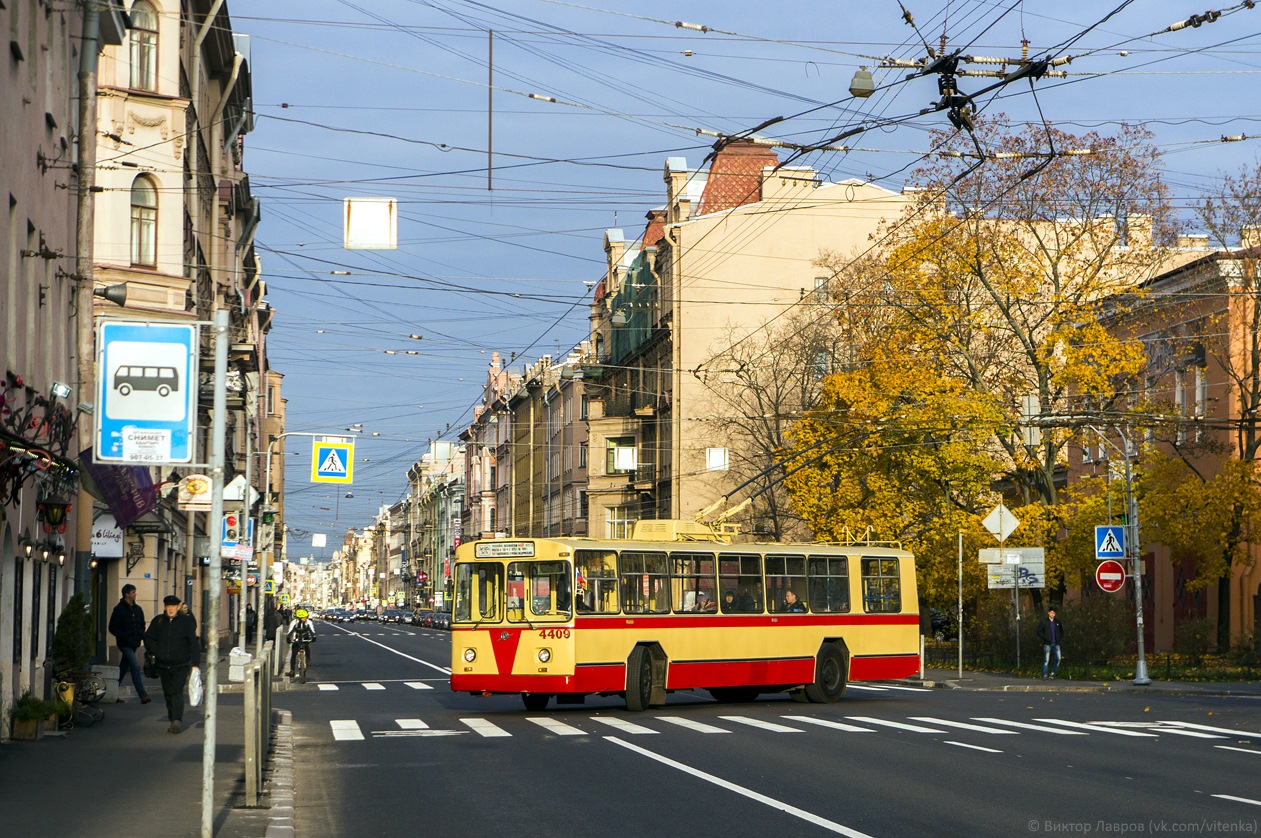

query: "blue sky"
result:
(234, 0), (1261, 546)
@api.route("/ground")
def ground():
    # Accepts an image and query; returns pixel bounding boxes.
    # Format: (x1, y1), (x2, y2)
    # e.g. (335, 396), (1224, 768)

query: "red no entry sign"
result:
(1096, 559), (1127, 593)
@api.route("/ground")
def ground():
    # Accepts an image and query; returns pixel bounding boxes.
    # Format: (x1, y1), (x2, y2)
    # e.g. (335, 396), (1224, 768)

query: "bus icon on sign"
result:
(114, 365), (179, 397)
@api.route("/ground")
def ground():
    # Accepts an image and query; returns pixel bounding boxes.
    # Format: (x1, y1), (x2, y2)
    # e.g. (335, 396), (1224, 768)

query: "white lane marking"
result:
(317, 684), (339, 692)
(945, 740), (1003, 754)
(1212, 794), (1261, 807)
(405, 682), (434, 690)
(908, 717), (1017, 735)
(527, 717), (587, 736)
(363, 683), (386, 691)
(1216, 745), (1261, 756)
(782, 716), (874, 733)
(591, 716), (658, 735)
(719, 715), (803, 734)
(460, 718), (511, 738)
(1033, 719), (1159, 737)
(326, 622), (451, 675)
(657, 716), (731, 734)
(972, 718), (1087, 735)
(396, 719), (429, 730)
(1161, 720), (1261, 738)
(330, 720), (364, 741)
(845, 716), (943, 733)
(606, 737), (875, 837)
(845, 685), (888, 692)
(1153, 728), (1226, 739)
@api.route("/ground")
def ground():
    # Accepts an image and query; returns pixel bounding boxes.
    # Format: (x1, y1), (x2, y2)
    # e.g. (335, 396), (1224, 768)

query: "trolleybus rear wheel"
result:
(625, 646), (653, 711)
(804, 644), (847, 703)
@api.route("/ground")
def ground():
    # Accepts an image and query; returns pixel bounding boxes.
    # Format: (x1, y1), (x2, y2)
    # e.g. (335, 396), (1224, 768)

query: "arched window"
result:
(130, 176), (158, 266)
(129, 1), (158, 91)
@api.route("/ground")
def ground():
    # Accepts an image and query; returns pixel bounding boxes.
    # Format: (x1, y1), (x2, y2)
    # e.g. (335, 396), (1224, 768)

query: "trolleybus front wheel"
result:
(521, 693), (552, 712)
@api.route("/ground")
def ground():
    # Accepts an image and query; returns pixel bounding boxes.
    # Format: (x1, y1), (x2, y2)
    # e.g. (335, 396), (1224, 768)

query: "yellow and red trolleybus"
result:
(450, 521), (920, 712)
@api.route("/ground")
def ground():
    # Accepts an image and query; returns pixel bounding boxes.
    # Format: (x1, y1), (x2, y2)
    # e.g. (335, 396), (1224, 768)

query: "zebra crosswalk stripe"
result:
(591, 717), (658, 735)
(719, 715), (803, 733)
(318, 684), (339, 691)
(846, 716), (943, 733)
(363, 683), (386, 691)
(527, 717), (587, 736)
(782, 715), (874, 733)
(908, 717), (1017, 735)
(405, 682), (434, 690)
(330, 720), (363, 741)
(460, 718), (510, 738)
(657, 716), (731, 734)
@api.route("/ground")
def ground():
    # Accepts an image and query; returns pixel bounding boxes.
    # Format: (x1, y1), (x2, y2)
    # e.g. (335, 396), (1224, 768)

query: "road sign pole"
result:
(1121, 432), (1151, 685)
(238, 427), (251, 656)
(201, 309), (228, 838)
(957, 530), (964, 680)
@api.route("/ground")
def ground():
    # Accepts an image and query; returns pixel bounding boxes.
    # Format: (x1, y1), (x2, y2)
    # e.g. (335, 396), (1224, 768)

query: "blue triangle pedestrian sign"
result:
(311, 440), (354, 484)
(1095, 525), (1125, 560)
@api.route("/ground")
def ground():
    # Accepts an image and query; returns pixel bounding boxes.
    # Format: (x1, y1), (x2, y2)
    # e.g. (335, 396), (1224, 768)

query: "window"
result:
(580, 394), (589, 419)
(452, 563), (500, 622)
(607, 436), (636, 473)
(578, 442), (587, 469)
(765, 554), (808, 612)
(718, 553), (762, 613)
(575, 549), (619, 613)
(807, 555), (849, 613)
(861, 557), (901, 613)
(507, 561), (571, 622)
(670, 552), (717, 613)
(618, 551), (668, 613)
(129, 1), (158, 91)
(606, 505), (635, 539)
(130, 175), (157, 266)
(1195, 365), (1207, 441)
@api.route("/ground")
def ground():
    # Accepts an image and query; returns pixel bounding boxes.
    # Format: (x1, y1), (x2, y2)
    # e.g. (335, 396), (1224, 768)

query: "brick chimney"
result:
(697, 140), (779, 216)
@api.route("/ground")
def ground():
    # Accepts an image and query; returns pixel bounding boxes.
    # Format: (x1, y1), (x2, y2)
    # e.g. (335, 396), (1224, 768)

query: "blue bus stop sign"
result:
(95, 320), (198, 464)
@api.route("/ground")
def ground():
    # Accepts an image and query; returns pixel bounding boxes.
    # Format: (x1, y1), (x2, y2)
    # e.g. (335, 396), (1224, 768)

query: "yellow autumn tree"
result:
(784, 359), (1006, 606)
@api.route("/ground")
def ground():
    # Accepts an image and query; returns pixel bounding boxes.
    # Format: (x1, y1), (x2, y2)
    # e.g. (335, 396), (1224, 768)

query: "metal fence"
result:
(244, 641), (275, 806)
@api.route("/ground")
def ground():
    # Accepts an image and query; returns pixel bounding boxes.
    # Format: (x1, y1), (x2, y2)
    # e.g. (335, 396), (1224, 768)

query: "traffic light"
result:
(224, 513), (240, 542)
(262, 510), (275, 525)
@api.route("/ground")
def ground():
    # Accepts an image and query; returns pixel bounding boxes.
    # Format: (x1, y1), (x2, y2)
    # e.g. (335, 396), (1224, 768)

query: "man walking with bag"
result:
(1036, 607), (1066, 679)
(108, 584), (152, 704)
(144, 594), (200, 734)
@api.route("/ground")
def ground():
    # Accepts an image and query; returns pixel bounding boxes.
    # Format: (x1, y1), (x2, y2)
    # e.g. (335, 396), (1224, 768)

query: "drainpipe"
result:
(73, 2), (101, 597)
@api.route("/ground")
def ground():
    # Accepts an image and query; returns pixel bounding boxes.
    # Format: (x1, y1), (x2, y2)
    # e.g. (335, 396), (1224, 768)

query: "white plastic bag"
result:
(189, 667), (204, 707)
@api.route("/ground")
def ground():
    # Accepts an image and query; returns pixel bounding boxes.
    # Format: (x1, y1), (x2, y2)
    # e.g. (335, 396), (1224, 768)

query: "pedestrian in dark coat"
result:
(144, 594), (200, 733)
(108, 584), (152, 704)
(1036, 607), (1066, 679)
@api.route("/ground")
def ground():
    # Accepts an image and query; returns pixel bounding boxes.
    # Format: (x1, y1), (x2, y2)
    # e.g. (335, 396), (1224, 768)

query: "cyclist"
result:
(286, 608), (317, 677)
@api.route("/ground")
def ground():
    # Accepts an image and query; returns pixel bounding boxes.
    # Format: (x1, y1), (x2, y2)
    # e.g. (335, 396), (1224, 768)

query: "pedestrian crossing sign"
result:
(311, 440), (354, 484)
(1095, 525), (1125, 560)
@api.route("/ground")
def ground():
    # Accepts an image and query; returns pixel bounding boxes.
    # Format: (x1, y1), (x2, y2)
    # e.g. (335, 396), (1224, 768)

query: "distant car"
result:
(930, 608), (958, 641)
(412, 610), (434, 628)
(383, 609), (410, 623)
(433, 612), (450, 630)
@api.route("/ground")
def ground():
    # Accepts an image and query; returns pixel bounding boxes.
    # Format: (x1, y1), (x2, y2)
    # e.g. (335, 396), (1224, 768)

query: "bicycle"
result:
(53, 669), (107, 729)
(292, 638), (310, 684)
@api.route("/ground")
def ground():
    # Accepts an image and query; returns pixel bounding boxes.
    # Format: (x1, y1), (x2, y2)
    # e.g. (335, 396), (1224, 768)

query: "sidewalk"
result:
(921, 666), (1261, 698)
(0, 662), (274, 838)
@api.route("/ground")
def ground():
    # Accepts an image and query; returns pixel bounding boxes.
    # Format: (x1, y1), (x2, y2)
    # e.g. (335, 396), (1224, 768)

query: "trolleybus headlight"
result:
(463, 648), (477, 662)
(537, 648), (551, 663)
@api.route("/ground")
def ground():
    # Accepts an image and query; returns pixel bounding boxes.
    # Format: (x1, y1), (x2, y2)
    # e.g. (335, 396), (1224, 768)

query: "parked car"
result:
(412, 610), (434, 628)
(433, 611), (450, 630)
(383, 608), (410, 624)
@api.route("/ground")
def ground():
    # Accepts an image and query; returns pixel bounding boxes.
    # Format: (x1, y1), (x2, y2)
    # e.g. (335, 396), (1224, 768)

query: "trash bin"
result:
(228, 646), (253, 682)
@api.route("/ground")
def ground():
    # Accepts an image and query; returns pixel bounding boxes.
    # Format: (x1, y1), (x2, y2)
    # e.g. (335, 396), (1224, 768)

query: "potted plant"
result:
(51, 593), (93, 674)
(10, 690), (57, 741)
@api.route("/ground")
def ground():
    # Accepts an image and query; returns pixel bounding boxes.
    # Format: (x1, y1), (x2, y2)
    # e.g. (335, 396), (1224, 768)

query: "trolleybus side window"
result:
(574, 549), (619, 614)
(807, 555), (850, 613)
(454, 563), (501, 622)
(860, 557), (901, 613)
(671, 552), (717, 613)
(507, 561), (571, 622)
(619, 551), (669, 614)
(765, 554), (808, 613)
(718, 553), (762, 613)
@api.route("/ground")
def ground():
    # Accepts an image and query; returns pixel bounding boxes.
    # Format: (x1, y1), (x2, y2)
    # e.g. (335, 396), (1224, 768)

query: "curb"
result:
(265, 709), (295, 838)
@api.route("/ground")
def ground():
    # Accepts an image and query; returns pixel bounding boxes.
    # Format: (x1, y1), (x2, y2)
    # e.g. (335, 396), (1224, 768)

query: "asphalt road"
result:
(278, 619), (1261, 838)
